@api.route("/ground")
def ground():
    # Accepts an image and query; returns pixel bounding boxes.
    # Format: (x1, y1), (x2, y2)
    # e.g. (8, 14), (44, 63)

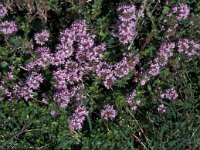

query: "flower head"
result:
(68, 103), (89, 130)
(161, 88), (178, 100)
(0, 21), (17, 34)
(100, 105), (116, 120)
(178, 39), (199, 56)
(117, 3), (137, 22)
(172, 4), (190, 20)
(158, 104), (167, 114)
(113, 3), (137, 45)
(34, 30), (50, 45)
(0, 4), (8, 17)
(148, 63), (160, 76)
(51, 110), (58, 117)
(126, 91), (136, 104)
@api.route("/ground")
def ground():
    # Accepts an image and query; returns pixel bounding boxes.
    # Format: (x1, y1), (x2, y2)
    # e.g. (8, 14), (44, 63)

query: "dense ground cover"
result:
(0, 0), (200, 149)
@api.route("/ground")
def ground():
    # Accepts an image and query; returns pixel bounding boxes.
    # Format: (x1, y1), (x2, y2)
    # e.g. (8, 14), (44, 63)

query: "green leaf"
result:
(1, 61), (8, 68)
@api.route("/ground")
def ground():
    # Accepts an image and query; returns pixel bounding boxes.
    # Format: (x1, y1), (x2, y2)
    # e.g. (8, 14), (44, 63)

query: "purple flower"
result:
(103, 73), (116, 89)
(100, 105), (116, 120)
(18, 86), (34, 101)
(34, 30), (50, 45)
(114, 53), (138, 78)
(0, 4), (8, 17)
(51, 27), (76, 65)
(178, 39), (199, 56)
(0, 21), (17, 34)
(140, 75), (149, 86)
(36, 47), (52, 67)
(161, 88), (178, 100)
(95, 52), (140, 89)
(96, 62), (112, 78)
(148, 63), (160, 76)
(117, 3), (137, 22)
(156, 43), (175, 66)
(58, 28), (74, 48)
(148, 43), (175, 77)
(51, 110), (58, 117)
(26, 47), (53, 70)
(53, 89), (71, 108)
(26, 72), (44, 90)
(85, 44), (106, 63)
(12, 72), (44, 101)
(113, 3), (137, 45)
(42, 98), (48, 105)
(78, 36), (94, 51)
(131, 100), (141, 110)
(126, 91), (136, 104)
(158, 104), (167, 114)
(172, 4), (190, 20)
(68, 103), (89, 130)
(52, 49), (72, 66)
(71, 20), (88, 39)
(126, 92), (141, 110)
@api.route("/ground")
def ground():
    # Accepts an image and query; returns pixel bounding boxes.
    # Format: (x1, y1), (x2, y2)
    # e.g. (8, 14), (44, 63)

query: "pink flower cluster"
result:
(51, 20), (106, 68)
(50, 110), (58, 117)
(113, 3), (137, 45)
(0, 21), (17, 34)
(2, 2), (195, 130)
(0, 80), (11, 100)
(0, 4), (7, 17)
(140, 75), (149, 86)
(96, 62), (115, 89)
(126, 91), (141, 110)
(158, 104), (167, 114)
(148, 63), (160, 77)
(51, 20), (108, 107)
(158, 88), (178, 114)
(12, 72), (44, 101)
(164, 3), (190, 37)
(24, 20), (116, 110)
(100, 105), (116, 120)
(68, 103), (89, 130)
(26, 47), (52, 70)
(96, 53), (140, 89)
(1, 13), (140, 115)
(34, 30), (50, 45)
(0, 66), (16, 101)
(149, 43), (175, 76)
(172, 3), (190, 20)
(160, 88), (178, 100)
(115, 53), (140, 78)
(52, 71), (84, 108)
(178, 39), (200, 56)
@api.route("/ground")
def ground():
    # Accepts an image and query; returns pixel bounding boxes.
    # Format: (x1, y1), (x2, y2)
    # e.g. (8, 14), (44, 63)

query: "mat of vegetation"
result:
(0, 0), (200, 149)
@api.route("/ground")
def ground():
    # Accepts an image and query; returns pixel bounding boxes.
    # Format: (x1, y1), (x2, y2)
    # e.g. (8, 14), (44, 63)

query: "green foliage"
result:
(0, 0), (200, 149)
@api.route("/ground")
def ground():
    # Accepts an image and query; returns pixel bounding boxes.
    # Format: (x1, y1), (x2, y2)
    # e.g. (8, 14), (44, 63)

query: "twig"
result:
(132, 134), (148, 150)
(24, 129), (42, 132)
(128, 109), (152, 150)
(19, 65), (28, 71)
(151, 0), (160, 14)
